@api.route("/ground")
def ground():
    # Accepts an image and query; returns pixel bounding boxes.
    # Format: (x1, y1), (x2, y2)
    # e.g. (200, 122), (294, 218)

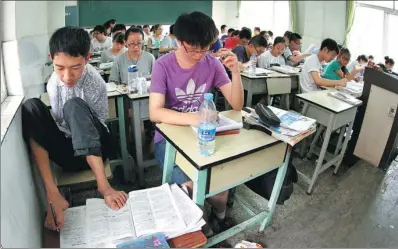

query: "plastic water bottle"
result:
(197, 93), (217, 156)
(248, 53), (257, 76)
(128, 65), (138, 94)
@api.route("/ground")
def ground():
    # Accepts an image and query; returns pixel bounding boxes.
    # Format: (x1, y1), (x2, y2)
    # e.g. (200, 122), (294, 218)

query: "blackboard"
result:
(78, 1), (213, 27)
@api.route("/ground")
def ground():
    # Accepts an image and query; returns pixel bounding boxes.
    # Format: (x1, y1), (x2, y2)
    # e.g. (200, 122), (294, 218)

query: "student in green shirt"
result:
(323, 48), (361, 81)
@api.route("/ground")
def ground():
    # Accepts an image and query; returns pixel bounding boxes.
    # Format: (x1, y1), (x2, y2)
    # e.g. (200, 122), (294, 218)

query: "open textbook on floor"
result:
(60, 184), (205, 248)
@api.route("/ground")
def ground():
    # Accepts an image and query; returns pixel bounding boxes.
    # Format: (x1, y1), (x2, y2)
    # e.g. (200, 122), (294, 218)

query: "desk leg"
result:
(307, 114), (335, 194)
(307, 125), (325, 158)
(193, 170), (208, 208)
(259, 145), (292, 231)
(131, 100), (145, 187)
(117, 96), (130, 183)
(334, 126), (345, 156)
(162, 141), (176, 184)
(246, 79), (253, 107)
(299, 102), (310, 157)
(334, 121), (354, 174)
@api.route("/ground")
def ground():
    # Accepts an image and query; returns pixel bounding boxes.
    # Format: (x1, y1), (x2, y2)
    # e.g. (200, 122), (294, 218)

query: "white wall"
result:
(212, 1), (240, 30)
(1, 1), (65, 247)
(296, 1), (346, 50)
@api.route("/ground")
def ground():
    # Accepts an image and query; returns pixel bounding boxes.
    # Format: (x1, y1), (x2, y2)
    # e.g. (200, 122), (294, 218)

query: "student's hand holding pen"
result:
(45, 192), (69, 231)
(218, 50), (240, 74)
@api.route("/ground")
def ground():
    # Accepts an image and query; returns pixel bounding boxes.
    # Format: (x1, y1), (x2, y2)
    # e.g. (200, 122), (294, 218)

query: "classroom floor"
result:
(72, 154), (398, 248)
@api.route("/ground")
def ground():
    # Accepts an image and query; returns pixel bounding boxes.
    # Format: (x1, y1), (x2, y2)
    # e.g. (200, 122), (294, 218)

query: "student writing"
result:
(232, 35), (267, 71)
(149, 11), (244, 236)
(90, 25), (112, 53)
(300, 38), (347, 93)
(159, 24), (178, 57)
(323, 48), (362, 81)
(283, 33), (311, 66)
(22, 27), (127, 231)
(100, 33), (127, 63)
(109, 27), (155, 84)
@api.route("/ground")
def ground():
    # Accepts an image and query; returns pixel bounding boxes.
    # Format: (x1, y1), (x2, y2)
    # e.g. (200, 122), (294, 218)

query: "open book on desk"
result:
(191, 114), (243, 135)
(327, 91), (362, 105)
(60, 184), (205, 248)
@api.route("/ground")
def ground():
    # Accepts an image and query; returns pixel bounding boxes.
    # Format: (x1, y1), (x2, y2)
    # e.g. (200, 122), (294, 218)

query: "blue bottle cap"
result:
(204, 93), (213, 100)
(128, 65), (137, 72)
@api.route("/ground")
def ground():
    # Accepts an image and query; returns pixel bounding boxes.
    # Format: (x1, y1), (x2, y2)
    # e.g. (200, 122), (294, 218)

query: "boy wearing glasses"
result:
(149, 12), (243, 235)
(90, 25), (113, 52)
(109, 27), (155, 84)
(22, 27), (127, 231)
(283, 33), (311, 66)
(232, 35), (267, 64)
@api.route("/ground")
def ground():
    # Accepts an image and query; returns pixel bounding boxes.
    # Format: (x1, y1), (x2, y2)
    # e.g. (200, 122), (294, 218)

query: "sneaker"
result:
(209, 208), (235, 234)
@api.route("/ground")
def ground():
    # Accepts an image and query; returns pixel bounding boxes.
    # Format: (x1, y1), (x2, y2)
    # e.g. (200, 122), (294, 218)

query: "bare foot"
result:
(100, 187), (128, 210)
(45, 192), (69, 230)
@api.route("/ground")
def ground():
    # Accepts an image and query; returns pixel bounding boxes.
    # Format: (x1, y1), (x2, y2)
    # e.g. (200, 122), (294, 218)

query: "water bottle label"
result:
(198, 128), (216, 142)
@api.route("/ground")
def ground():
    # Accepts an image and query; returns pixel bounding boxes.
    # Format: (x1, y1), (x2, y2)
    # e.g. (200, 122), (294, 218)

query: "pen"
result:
(49, 202), (60, 232)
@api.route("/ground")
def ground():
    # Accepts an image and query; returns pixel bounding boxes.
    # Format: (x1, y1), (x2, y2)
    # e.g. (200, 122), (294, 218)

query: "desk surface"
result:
(241, 69), (296, 79)
(128, 93), (149, 100)
(156, 110), (281, 169)
(43, 228), (207, 248)
(296, 90), (361, 113)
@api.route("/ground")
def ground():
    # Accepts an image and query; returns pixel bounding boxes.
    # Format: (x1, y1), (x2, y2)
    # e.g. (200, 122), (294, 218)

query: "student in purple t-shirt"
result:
(149, 11), (243, 236)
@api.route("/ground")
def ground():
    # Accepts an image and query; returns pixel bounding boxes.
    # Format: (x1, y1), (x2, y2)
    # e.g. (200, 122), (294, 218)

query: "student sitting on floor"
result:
(159, 24), (178, 57)
(258, 36), (286, 68)
(22, 27), (127, 231)
(109, 27), (155, 84)
(232, 35), (267, 72)
(283, 33), (312, 66)
(149, 11), (244, 236)
(323, 48), (362, 81)
(90, 25), (113, 52)
(100, 33), (127, 63)
(300, 38), (347, 93)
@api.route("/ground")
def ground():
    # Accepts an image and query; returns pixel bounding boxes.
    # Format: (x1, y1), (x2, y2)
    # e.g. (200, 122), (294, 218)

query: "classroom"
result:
(0, 0), (397, 248)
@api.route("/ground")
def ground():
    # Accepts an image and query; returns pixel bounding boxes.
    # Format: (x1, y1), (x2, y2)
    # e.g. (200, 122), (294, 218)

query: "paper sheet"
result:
(191, 114), (243, 133)
(128, 184), (186, 238)
(85, 199), (136, 248)
(60, 206), (87, 248)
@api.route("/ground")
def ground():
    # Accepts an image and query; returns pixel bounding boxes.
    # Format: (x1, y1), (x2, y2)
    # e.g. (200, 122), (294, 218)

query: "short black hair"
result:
(169, 24), (175, 35)
(289, 33), (302, 42)
(339, 48), (351, 57)
(124, 27), (144, 41)
(153, 24), (162, 31)
(103, 19), (116, 29)
(249, 35), (267, 48)
(93, 25), (106, 34)
(284, 30), (292, 38)
(259, 31), (266, 36)
(227, 28), (235, 34)
(385, 56), (395, 65)
(320, 38), (339, 54)
(112, 33), (125, 44)
(232, 30), (240, 36)
(221, 25), (227, 30)
(273, 36), (285, 46)
(239, 28), (252, 40)
(267, 30), (273, 37)
(143, 25), (150, 29)
(254, 27), (261, 32)
(136, 25), (143, 31)
(368, 55), (374, 59)
(49, 26), (91, 58)
(357, 55), (368, 63)
(174, 11), (218, 48)
(112, 24), (126, 34)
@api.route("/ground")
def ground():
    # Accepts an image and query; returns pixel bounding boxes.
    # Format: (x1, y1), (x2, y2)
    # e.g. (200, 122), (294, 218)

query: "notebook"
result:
(191, 114), (243, 134)
(327, 91), (362, 105)
(60, 184), (205, 248)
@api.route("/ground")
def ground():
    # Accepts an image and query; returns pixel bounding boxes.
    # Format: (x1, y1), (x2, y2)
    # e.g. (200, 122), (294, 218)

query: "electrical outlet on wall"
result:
(388, 105), (397, 117)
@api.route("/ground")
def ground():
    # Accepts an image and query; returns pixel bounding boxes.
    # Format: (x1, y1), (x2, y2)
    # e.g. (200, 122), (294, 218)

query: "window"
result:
(239, 1), (290, 38)
(347, 1), (398, 72)
(1, 45), (6, 103)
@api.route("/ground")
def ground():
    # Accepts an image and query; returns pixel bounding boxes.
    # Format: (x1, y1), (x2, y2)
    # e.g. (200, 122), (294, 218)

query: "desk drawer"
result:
(267, 78), (291, 95)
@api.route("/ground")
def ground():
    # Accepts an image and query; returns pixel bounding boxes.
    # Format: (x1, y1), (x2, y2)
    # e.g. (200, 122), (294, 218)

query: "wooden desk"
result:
(40, 91), (132, 183)
(241, 70), (299, 109)
(296, 90), (362, 194)
(43, 228), (207, 248)
(156, 110), (291, 247)
(128, 93), (157, 187)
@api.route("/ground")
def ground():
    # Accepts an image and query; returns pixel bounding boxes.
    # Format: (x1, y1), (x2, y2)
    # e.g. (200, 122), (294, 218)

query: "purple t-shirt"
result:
(151, 52), (230, 143)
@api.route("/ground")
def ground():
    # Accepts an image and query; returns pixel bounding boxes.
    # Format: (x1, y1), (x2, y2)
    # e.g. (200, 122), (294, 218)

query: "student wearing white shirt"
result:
(346, 54), (368, 80)
(159, 24), (178, 57)
(258, 36), (286, 68)
(283, 33), (312, 66)
(300, 38), (347, 93)
(91, 25), (112, 52)
(100, 33), (127, 63)
(147, 24), (163, 58)
(143, 25), (151, 51)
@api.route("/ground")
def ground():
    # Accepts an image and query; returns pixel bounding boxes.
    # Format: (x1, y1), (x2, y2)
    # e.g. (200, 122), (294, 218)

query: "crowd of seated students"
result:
(27, 15), (397, 237)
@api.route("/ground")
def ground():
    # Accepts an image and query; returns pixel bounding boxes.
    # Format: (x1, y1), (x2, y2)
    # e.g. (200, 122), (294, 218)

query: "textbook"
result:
(191, 114), (243, 135)
(116, 233), (169, 248)
(327, 91), (362, 105)
(60, 184), (205, 248)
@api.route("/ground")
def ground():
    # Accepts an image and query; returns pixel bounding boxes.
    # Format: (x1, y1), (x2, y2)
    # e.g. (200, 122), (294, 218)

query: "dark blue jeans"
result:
(154, 139), (190, 184)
